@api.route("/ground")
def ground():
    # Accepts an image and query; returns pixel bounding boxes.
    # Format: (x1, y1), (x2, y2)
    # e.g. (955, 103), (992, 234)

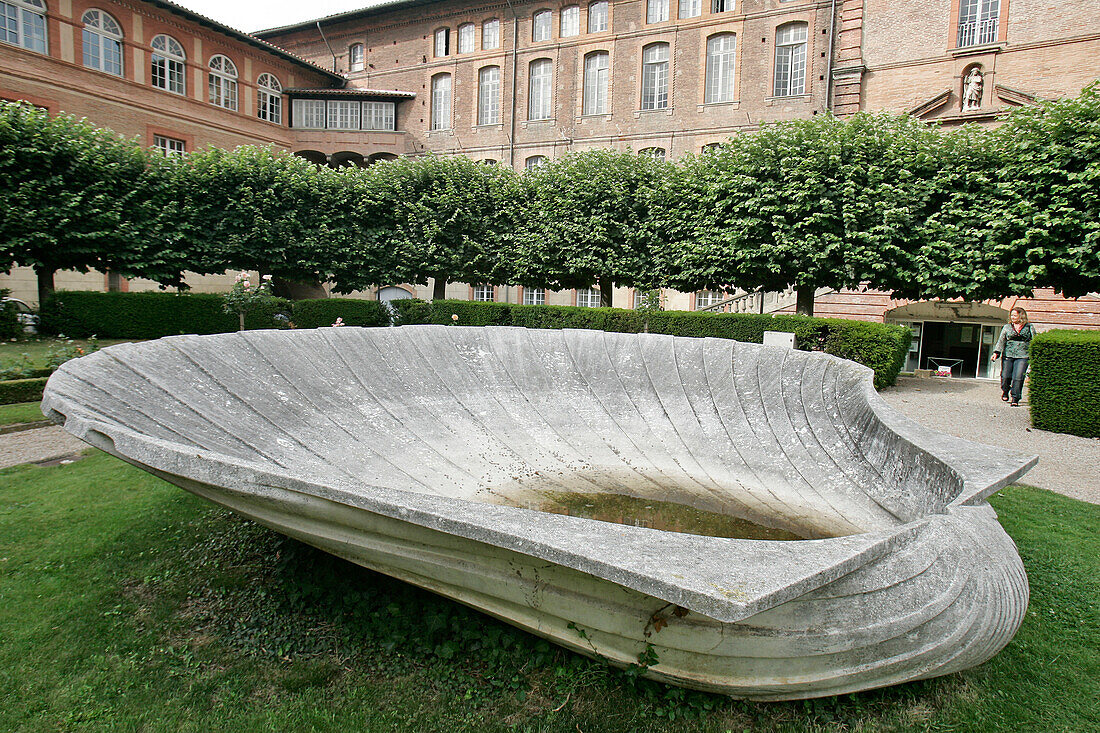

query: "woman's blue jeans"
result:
(1000, 356), (1028, 403)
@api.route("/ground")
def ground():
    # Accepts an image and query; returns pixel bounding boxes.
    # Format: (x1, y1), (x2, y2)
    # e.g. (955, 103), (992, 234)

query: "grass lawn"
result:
(0, 338), (133, 372)
(0, 401), (46, 426)
(1, 452), (1097, 732)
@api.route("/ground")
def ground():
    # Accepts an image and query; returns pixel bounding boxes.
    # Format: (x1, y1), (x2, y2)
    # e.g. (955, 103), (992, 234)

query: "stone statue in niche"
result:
(963, 68), (984, 111)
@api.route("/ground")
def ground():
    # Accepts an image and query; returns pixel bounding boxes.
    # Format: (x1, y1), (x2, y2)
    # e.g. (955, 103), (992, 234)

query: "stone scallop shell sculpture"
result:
(42, 326), (1035, 700)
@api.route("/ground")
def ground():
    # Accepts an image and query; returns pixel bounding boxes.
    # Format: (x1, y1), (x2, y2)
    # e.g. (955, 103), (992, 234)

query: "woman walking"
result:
(992, 307), (1034, 407)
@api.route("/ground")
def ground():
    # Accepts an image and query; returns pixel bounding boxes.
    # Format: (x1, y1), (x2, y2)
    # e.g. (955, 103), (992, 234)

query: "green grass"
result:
(1, 452), (1097, 732)
(0, 401), (46, 426)
(0, 337), (133, 372)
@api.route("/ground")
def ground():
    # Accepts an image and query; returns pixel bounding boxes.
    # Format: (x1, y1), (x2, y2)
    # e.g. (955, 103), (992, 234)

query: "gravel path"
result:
(3, 377), (1097, 504)
(880, 377), (1100, 505)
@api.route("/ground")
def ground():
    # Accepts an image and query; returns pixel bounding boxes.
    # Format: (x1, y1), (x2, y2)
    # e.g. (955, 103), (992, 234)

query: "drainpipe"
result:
(825, 0), (838, 112)
(504, 0), (519, 168)
(317, 21), (338, 74)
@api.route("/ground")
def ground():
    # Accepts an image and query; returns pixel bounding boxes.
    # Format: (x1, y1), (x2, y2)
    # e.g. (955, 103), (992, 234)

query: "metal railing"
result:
(957, 18), (998, 47)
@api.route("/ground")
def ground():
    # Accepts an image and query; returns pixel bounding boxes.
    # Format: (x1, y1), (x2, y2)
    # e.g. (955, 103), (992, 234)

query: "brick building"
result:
(2, 0), (1098, 376)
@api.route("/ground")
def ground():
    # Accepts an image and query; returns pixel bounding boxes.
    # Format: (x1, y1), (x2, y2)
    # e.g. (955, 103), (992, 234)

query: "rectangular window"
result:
(292, 99), (326, 129)
(641, 44), (669, 110)
(349, 44), (364, 72)
(528, 59), (552, 120)
(483, 19), (500, 49)
(153, 135), (186, 157)
(705, 34), (736, 103)
(711, 0), (733, 11)
(478, 66), (501, 125)
(583, 52), (609, 115)
(576, 288), (601, 308)
(647, 0), (669, 23)
(434, 28), (449, 57)
(327, 100), (361, 130)
(473, 285), (495, 302)
(773, 24), (807, 97)
(561, 6), (580, 36)
(1, 1), (46, 53)
(458, 24), (475, 53)
(678, 0), (701, 18)
(523, 288), (546, 306)
(588, 1), (607, 32)
(431, 74), (451, 130)
(362, 101), (395, 130)
(694, 290), (724, 310)
(957, 0), (1000, 47)
(533, 10), (552, 42)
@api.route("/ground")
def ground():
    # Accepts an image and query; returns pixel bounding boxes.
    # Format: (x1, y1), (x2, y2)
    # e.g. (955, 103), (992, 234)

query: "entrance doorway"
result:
(897, 320), (998, 378)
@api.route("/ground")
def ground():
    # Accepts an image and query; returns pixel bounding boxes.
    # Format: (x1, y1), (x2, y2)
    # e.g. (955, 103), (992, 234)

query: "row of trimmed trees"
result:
(2, 84), (1099, 313)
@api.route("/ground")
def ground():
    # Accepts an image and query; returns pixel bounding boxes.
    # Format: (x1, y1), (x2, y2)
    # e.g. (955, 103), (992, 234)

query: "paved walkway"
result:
(880, 377), (1100, 505)
(3, 377), (1098, 504)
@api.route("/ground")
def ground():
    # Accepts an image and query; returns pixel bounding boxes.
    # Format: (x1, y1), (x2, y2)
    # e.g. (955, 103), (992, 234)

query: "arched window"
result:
(528, 58), (552, 120)
(349, 43), (364, 71)
(640, 43), (669, 110)
(431, 73), (451, 130)
(0, 0), (47, 53)
(583, 51), (609, 115)
(151, 34), (185, 95)
(587, 0), (608, 32)
(208, 54), (238, 110)
(773, 22), (807, 97)
(705, 33), (736, 104)
(478, 66), (501, 125)
(82, 9), (123, 76)
(561, 6), (580, 37)
(532, 10), (552, 41)
(525, 155), (548, 170)
(257, 73), (282, 124)
(457, 23), (475, 53)
(639, 147), (666, 160)
(482, 18), (500, 49)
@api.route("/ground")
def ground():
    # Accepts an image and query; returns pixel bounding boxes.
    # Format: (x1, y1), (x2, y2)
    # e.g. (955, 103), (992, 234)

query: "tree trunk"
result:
(597, 277), (613, 308)
(795, 287), (815, 316)
(35, 266), (55, 309)
(239, 311), (246, 331)
(271, 276), (327, 300)
(433, 278), (447, 301)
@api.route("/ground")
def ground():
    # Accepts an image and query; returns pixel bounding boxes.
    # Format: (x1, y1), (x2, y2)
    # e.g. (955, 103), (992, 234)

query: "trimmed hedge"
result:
(0, 377), (48, 405)
(291, 298), (390, 328)
(405, 300), (910, 389)
(39, 291), (291, 339)
(1029, 329), (1100, 438)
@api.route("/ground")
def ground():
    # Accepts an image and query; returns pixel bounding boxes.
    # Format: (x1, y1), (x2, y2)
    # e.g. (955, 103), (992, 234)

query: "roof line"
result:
(253, 0), (442, 37)
(147, 0), (346, 83)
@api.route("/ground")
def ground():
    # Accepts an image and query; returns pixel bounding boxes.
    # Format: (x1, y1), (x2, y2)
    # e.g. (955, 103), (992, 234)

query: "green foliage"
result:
(0, 376), (47, 404)
(390, 298), (433, 326)
(221, 272), (281, 331)
(290, 298), (390, 328)
(39, 291), (290, 339)
(405, 300), (910, 388)
(0, 289), (22, 340)
(1028, 329), (1100, 437)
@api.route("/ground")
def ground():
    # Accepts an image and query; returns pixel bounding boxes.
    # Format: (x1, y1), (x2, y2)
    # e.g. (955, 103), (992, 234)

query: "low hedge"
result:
(39, 291), (292, 339)
(404, 300), (910, 389)
(1028, 329), (1100, 438)
(0, 377), (48, 405)
(291, 298), (390, 329)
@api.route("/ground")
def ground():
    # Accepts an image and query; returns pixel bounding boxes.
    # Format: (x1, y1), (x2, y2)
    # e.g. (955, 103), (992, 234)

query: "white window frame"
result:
(256, 73), (282, 124)
(434, 27), (450, 57)
(711, 0), (733, 11)
(587, 0), (608, 32)
(82, 9), (123, 76)
(151, 34), (185, 95)
(773, 23), (807, 97)
(363, 101), (395, 131)
(583, 51), (609, 115)
(478, 66), (501, 125)
(482, 18), (500, 49)
(523, 288), (546, 306)
(678, 0), (701, 19)
(694, 290), (724, 310)
(457, 23), (475, 53)
(292, 99), (326, 129)
(647, 0), (669, 24)
(640, 43), (669, 111)
(576, 288), (601, 308)
(431, 73), (452, 130)
(957, 0), (1000, 47)
(153, 134), (186, 157)
(349, 43), (364, 71)
(705, 33), (736, 104)
(473, 285), (495, 302)
(639, 147), (665, 160)
(532, 10), (552, 42)
(327, 99), (361, 130)
(525, 155), (548, 170)
(528, 58), (553, 120)
(208, 54), (238, 110)
(0, 0), (47, 54)
(560, 6), (580, 37)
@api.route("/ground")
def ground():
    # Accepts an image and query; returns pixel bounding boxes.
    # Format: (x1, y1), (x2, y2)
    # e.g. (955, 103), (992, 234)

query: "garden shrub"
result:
(390, 298), (433, 326)
(39, 291), (291, 338)
(291, 298), (390, 329)
(402, 300), (910, 388)
(0, 289), (22, 340)
(0, 376), (48, 405)
(1028, 329), (1100, 438)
